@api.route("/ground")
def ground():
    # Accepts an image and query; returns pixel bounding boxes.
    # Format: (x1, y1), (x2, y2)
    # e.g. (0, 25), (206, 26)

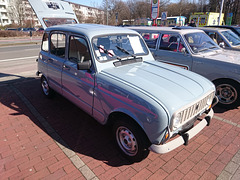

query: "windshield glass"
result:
(43, 18), (77, 27)
(221, 30), (240, 46)
(184, 32), (219, 53)
(235, 28), (240, 34)
(92, 34), (148, 62)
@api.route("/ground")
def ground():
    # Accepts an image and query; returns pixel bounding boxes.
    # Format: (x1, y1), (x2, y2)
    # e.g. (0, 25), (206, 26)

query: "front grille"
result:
(171, 92), (215, 131)
(181, 93), (214, 124)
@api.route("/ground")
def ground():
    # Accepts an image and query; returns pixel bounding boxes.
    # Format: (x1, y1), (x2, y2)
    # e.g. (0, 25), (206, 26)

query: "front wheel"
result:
(113, 118), (150, 162)
(214, 80), (240, 108)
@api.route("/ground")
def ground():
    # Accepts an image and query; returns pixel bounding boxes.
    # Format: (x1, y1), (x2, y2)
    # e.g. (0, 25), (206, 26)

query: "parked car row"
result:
(128, 26), (240, 109)
(4, 27), (44, 32)
(37, 24), (218, 162)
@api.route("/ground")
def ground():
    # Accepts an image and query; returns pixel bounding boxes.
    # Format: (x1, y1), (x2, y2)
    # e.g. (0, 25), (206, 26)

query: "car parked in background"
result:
(129, 26), (240, 108)
(37, 24), (217, 162)
(198, 27), (240, 51)
(206, 25), (240, 38)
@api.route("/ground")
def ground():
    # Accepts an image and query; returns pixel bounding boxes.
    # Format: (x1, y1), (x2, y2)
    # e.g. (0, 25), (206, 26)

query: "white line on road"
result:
(0, 56), (38, 62)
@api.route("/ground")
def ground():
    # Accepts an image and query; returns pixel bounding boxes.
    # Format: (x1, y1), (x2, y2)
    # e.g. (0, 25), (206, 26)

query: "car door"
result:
(48, 32), (66, 94)
(61, 35), (94, 115)
(152, 33), (193, 70)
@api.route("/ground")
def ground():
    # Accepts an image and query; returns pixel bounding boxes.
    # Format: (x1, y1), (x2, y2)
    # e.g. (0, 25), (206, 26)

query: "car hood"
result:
(196, 49), (240, 65)
(101, 60), (215, 113)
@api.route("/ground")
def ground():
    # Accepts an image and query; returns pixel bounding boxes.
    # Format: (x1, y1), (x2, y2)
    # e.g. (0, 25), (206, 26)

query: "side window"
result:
(41, 33), (49, 52)
(141, 32), (159, 49)
(159, 34), (178, 52)
(68, 36), (91, 64)
(50, 33), (66, 58)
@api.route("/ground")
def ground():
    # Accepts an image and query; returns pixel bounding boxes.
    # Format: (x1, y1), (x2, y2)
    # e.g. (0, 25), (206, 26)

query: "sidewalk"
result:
(0, 78), (240, 179)
(0, 36), (42, 46)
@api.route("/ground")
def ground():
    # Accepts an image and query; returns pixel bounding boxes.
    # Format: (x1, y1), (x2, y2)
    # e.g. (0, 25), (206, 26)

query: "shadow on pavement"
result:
(1, 76), (131, 167)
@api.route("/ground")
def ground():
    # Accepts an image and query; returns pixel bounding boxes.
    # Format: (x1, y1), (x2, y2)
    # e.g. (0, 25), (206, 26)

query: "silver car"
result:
(129, 26), (240, 108)
(198, 27), (240, 51)
(37, 24), (216, 162)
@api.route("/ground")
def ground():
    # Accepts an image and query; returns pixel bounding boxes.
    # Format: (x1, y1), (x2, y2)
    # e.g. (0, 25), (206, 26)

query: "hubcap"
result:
(216, 83), (237, 105)
(42, 79), (49, 95)
(116, 126), (138, 156)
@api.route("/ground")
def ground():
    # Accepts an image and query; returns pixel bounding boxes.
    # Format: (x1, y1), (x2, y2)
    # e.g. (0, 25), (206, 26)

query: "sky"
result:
(65, 0), (104, 7)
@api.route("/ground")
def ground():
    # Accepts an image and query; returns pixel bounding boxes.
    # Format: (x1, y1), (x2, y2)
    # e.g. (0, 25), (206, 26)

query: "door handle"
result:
(63, 64), (70, 70)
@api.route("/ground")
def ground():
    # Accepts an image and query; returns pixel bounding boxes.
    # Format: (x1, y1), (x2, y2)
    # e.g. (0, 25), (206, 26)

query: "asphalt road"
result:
(0, 44), (40, 83)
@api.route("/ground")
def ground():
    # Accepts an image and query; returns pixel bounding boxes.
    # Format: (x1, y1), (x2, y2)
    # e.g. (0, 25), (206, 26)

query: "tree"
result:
(7, 0), (25, 26)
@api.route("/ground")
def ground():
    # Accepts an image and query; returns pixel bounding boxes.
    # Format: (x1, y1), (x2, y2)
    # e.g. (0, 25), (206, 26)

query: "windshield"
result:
(235, 28), (240, 34)
(92, 34), (148, 62)
(221, 30), (240, 46)
(43, 18), (77, 27)
(184, 32), (219, 53)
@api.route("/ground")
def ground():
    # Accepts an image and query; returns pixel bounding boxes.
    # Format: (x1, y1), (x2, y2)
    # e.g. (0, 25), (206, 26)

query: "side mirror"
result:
(219, 42), (225, 48)
(77, 60), (92, 70)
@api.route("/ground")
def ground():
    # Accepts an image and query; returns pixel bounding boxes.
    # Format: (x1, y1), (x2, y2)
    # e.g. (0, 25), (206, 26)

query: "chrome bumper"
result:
(149, 108), (214, 154)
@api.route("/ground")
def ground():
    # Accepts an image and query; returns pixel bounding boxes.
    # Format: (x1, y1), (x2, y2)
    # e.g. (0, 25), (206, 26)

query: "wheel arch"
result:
(107, 111), (151, 145)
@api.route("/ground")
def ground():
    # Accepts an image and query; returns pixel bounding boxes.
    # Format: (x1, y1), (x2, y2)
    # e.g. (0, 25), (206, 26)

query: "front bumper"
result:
(149, 108), (214, 154)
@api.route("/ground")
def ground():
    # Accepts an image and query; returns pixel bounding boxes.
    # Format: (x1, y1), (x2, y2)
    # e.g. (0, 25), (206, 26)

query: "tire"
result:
(113, 117), (150, 162)
(214, 79), (240, 108)
(41, 76), (54, 98)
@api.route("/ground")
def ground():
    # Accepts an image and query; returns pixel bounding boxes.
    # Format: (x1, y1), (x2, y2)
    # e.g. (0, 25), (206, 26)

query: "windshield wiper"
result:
(97, 46), (122, 61)
(116, 45), (136, 58)
(198, 48), (209, 52)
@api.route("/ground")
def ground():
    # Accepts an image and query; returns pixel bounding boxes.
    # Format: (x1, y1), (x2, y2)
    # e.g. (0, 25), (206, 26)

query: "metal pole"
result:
(218, 0), (224, 25)
(106, 0), (108, 25)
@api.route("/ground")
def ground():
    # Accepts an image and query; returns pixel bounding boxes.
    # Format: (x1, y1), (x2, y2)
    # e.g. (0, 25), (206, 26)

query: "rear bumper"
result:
(149, 108), (214, 154)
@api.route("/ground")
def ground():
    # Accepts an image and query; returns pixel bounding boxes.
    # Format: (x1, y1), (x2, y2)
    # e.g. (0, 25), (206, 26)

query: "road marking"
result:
(0, 56), (38, 62)
(10, 85), (99, 180)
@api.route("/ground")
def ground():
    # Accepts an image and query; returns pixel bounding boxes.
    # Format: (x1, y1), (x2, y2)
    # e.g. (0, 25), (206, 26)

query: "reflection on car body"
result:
(129, 26), (240, 108)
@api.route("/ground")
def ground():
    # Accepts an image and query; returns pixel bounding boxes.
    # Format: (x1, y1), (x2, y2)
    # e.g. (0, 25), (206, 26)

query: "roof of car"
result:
(45, 24), (139, 38)
(127, 26), (204, 34)
(198, 27), (229, 32)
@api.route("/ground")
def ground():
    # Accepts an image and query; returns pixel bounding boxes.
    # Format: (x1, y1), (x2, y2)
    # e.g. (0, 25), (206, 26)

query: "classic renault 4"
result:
(37, 24), (217, 162)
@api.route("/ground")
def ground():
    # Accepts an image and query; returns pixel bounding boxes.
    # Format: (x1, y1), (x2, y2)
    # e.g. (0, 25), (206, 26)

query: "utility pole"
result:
(106, 0), (108, 25)
(218, 0), (224, 25)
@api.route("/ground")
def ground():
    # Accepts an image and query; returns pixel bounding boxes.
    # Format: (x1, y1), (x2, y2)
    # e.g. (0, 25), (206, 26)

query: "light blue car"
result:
(37, 24), (217, 162)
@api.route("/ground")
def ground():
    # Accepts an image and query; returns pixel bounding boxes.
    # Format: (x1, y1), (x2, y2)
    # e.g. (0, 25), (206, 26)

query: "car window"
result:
(41, 33), (49, 52)
(50, 33), (66, 58)
(184, 32), (218, 53)
(141, 32), (159, 49)
(205, 32), (226, 47)
(221, 30), (240, 46)
(68, 36), (91, 63)
(159, 34), (186, 53)
(92, 34), (148, 62)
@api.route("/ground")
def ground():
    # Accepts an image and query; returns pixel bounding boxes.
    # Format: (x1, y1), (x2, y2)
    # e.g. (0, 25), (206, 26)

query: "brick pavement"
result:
(0, 78), (240, 179)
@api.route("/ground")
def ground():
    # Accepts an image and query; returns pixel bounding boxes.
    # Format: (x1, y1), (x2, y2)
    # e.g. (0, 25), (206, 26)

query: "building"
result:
(0, 0), (104, 27)
(71, 3), (104, 24)
(0, 0), (10, 26)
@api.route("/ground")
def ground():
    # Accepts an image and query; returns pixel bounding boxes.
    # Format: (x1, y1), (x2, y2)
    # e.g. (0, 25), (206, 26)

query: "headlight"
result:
(172, 113), (182, 131)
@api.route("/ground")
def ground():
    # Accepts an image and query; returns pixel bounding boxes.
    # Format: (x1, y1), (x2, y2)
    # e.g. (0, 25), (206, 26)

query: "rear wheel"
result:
(113, 117), (150, 162)
(214, 80), (240, 108)
(41, 76), (54, 98)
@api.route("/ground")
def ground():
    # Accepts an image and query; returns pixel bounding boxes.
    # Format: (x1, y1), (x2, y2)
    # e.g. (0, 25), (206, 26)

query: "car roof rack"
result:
(172, 26), (194, 30)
